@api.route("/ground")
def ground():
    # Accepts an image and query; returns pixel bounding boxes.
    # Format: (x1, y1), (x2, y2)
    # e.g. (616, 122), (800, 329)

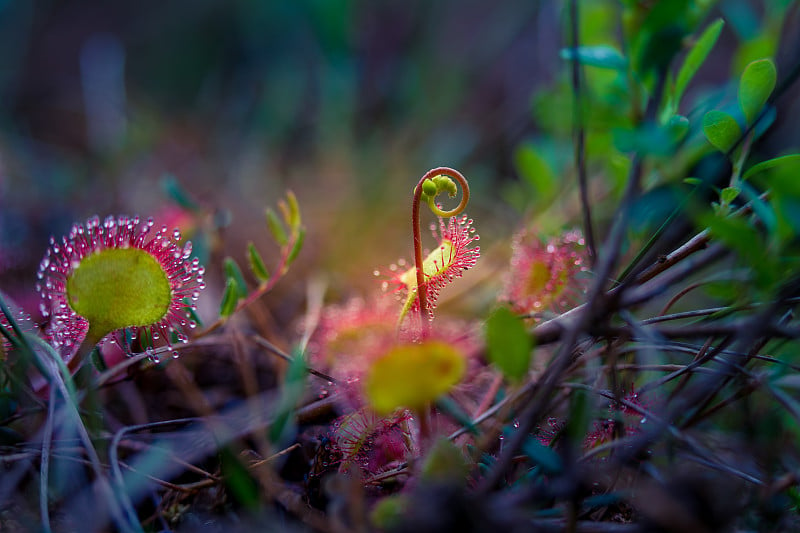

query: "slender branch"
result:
(612, 285), (800, 469)
(569, 0), (596, 265)
(250, 334), (338, 383)
(641, 305), (747, 324)
(529, 227), (727, 347)
(478, 71), (668, 494)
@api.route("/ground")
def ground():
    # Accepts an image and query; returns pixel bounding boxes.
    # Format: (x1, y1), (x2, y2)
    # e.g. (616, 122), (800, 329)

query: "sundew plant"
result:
(3, 1), (800, 531)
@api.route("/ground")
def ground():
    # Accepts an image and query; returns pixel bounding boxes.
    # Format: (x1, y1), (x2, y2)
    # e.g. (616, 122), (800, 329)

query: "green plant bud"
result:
(433, 175), (457, 197)
(421, 178), (438, 198)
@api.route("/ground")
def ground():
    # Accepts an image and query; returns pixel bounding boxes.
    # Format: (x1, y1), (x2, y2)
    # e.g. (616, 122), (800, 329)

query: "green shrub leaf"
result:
(485, 306), (533, 382)
(514, 144), (557, 200)
(666, 115), (690, 143)
(720, 187), (740, 205)
(560, 45), (627, 70)
(674, 19), (724, 105)
(743, 154), (800, 181)
(704, 214), (776, 289)
(702, 110), (741, 153)
(739, 58), (776, 124)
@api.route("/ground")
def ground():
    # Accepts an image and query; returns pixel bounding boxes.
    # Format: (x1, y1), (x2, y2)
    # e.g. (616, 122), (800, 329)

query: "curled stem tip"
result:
(411, 167), (471, 335)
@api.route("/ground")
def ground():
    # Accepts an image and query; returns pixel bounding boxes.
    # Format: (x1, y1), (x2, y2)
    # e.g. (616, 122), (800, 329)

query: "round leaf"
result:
(702, 110), (741, 153)
(739, 58), (776, 124)
(485, 306), (533, 381)
(364, 341), (466, 414)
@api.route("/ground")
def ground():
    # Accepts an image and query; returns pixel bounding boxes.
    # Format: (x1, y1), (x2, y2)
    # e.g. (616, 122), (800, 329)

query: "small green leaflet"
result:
(219, 278), (240, 317)
(223, 257), (248, 299)
(287, 227), (305, 266)
(247, 242), (270, 283)
(265, 208), (288, 246)
(720, 187), (740, 205)
(161, 174), (201, 211)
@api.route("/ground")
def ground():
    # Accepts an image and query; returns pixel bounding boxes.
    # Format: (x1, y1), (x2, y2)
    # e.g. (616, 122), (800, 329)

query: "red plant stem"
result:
(416, 406), (433, 448)
(411, 167), (470, 337)
(411, 179), (427, 335)
(195, 231), (299, 339)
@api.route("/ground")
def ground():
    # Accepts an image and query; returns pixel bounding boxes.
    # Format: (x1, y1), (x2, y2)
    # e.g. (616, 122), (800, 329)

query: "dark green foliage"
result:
(560, 45), (627, 70)
(521, 437), (563, 476)
(268, 349), (307, 446)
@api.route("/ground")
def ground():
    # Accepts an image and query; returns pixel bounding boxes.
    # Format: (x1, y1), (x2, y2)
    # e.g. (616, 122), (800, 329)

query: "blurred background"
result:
(0, 0), (798, 327)
(0, 0), (558, 319)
